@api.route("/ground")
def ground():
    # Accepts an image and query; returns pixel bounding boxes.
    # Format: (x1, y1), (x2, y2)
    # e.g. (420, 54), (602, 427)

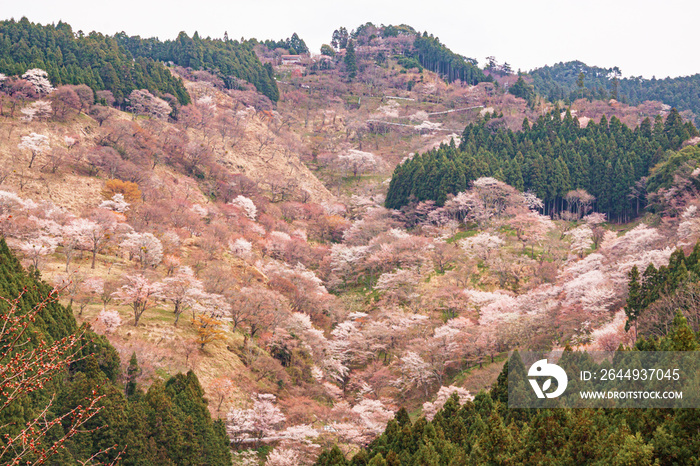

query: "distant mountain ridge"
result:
(529, 60), (700, 120)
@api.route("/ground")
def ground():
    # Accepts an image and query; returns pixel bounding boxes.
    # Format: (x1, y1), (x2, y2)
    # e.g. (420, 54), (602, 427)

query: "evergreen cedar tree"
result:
(344, 40), (358, 79)
(385, 108), (699, 222)
(0, 239), (232, 465)
(530, 60), (700, 118)
(262, 32), (310, 55)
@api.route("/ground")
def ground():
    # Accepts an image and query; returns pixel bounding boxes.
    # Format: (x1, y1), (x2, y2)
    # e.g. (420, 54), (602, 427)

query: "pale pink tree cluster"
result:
(562, 270), (616, 317)
(350, 398), (395, 437)
(227, 393), (286, 444)
(396, 350), (435, 397)
(335, 149), (380, 177)
(265, 448), (301, 466)
(127, 89), (171, 119)
(603, 224), (661, 256)
(589, 310), (634, 351)
(422, 385), (474, 421)
(18, 132), (50, 168)
(583, 212), (607, 225)
(329, 244), (368, 288)
(414, 120), (443, 133)
(522, 191), (544, 211)
(229, 195), (257, 220)
(564, 189), (596, 219)
(616, 248), (673, 276)
(459, 233), (504, 260)
(158, 266), (205, 325)
(112, 274), (162, 326)
(565, 225), (594, 257)
(677, 205), (700, 244)
(20, 100), (52, 121)
(21, 68), (54, 94)
(262, 260), (332, 317)
(96, 309), (123, 333)
(265, 231), (292, 259)
(120, 232), (163, 268)
(18, 235), (58, 270)
(99, 193), (130, 213)
(374, 100), (399, 119)
(61, 217), (112, 271)
(229, 237), (254, 259)
(374, 268), (422, 305)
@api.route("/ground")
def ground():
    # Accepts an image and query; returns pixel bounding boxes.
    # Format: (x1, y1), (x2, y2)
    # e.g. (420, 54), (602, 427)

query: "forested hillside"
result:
(386, 108), (698, 221)
(316, 311), (700, 465)
(115, 32), (280, 102)
(0, 17), (190, 104)
(2, 15), (700, 465)
(411, 33), (486, 85)
(530, 61), (700, 120)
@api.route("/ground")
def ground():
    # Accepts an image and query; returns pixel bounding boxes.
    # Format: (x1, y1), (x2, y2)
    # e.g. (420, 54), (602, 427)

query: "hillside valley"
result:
(2, 18), (700, 465)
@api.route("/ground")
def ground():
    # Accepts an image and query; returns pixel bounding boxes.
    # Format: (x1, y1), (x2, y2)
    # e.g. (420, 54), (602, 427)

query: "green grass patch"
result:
(445, 230), (478, 244)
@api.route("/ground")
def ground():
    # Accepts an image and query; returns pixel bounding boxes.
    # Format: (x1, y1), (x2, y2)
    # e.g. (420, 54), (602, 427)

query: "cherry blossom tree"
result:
(263, 261), (332, 319)
(329, 244), (368, 289)
(96, 309), (122, 334)
(127, 89), (171, 120)
(70, 213), (116, 269)
(21, 68), (54, 94)
(565, 189), (596, 219)
(229, 195), (257, 220)
(99, 194), (130, 213)
(396, 350), (436, 397)
(209, 377), (236, 415)
(422, 386), (474, 421)
(20, 100), (52, 121)
(120, 232), (163, 268)
(590, 310), (634, 351)
(459, 232), (505, 260)
(374, 268), (422, 305)
(335, 149), (380, 177)
(18, 235), (58, 271)
(229, 287), (288, 339)
(112, 274), (161, 326)
(227, 393), (286, 445)
(265, 447), (303, 466)
(158, 266), (205, 325)
(229, 238), (254, 260)
(350, 398), (395, 440)
(565, 225), (594, 257)
(18, 133), (50, 168)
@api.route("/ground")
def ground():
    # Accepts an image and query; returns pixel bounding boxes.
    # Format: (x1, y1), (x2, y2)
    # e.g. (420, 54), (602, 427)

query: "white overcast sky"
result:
(3, 0), (698, 78)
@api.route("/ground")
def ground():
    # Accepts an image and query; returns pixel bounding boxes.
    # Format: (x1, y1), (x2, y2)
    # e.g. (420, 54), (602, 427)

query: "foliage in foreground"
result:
(316, 313), (700, 465)
(0, 238), (232, 465)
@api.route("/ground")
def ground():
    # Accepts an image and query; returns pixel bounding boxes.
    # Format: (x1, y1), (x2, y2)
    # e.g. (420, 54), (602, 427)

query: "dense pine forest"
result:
(530, 61), (700, 121)
(385, 108), (699, 221)
(115, 32), (280, 102)
(411, 33), (486, 85)
(0, 17), (190, 105)
(0, 240), (232, 465)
